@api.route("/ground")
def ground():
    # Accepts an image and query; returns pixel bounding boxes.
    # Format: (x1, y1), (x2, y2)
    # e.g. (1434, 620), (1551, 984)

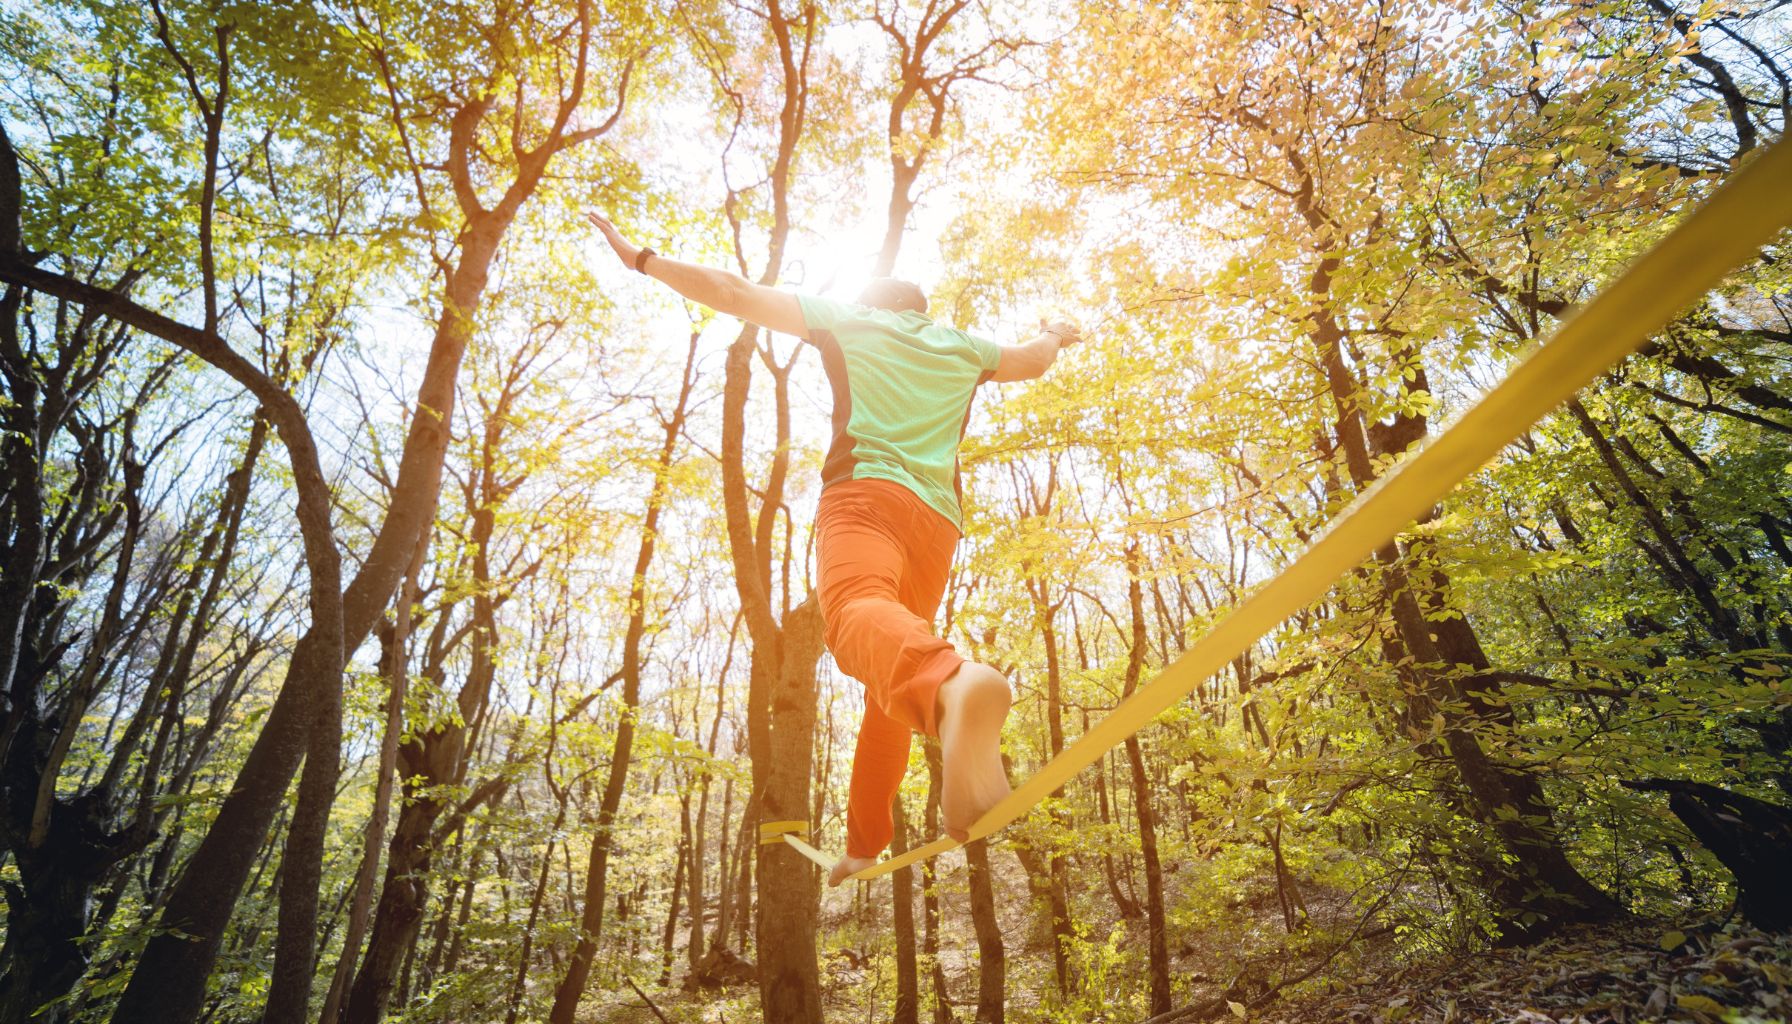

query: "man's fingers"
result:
(1043, 319), (1084, 345)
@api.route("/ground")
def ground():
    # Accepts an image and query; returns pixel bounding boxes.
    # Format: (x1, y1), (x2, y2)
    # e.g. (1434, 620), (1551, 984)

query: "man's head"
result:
(857, 277), (928, 315)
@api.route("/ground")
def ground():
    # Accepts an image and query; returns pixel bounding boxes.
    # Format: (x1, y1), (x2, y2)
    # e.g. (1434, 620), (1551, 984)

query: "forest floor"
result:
(1229, 919), (1792, 1024)
(580, 845), (1792, 1024)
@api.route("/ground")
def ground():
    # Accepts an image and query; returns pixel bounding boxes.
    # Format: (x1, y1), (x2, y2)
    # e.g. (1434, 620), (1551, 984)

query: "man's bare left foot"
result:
(937, 662), (1012, 841)
(828, 854), (876, 887)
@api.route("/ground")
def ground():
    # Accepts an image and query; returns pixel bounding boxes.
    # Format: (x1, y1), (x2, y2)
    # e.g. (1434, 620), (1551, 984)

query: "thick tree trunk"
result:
(111, 211), (506, 1024)
(1623, 779), (1792, 930)
(0, 400), (263, 1024)
(343, 789), (447, 1022)
(747, 601), (827, 1023)
(320, 530), (430, 1023)
(345, 359), (533, 1023)
(0, 839), (95, 1024)
(114, 628), (341, 1024)
(715, 315), (822, 1024)
(679, 5), (825, 1017)
(267, 649), (343, 1024)
(102, 29), (634, 1006)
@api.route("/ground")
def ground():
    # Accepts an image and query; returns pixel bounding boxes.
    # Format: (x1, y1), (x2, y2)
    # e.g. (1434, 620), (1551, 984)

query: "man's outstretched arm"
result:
(588, 212), (807, 338)
(992, 319), (1082, 382)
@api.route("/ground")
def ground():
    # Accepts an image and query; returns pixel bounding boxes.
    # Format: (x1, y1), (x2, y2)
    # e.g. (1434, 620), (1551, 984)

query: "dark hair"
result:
(856, 277), (928, 315)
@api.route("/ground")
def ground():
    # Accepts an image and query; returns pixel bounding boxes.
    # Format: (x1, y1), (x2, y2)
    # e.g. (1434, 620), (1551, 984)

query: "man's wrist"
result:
(633, 247), (657, 273)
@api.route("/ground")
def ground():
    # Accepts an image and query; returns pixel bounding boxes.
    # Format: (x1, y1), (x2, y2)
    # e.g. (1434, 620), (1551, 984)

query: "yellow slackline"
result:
(784, 138), (1792, 885)
(778, 832), (841, 871)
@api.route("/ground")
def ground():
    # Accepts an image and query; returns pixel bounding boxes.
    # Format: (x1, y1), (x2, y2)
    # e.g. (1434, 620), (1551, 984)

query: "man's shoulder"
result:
(801, 295), (920, 341)
(797, 293), (863, 338)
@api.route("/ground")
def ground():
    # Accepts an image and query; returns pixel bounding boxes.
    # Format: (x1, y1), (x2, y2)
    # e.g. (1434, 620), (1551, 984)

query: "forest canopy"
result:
(0, 1), (1788, 1022)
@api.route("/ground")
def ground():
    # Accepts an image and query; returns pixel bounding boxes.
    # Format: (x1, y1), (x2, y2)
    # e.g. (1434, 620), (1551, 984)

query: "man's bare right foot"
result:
(828, 854), (876, 887)
(937, 662), (1012, 841)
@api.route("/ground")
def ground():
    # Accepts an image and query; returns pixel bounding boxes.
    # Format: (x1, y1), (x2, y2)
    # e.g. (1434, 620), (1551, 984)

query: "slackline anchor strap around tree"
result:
(759, 819), (811, 846)
(785, 137), (1792, 886)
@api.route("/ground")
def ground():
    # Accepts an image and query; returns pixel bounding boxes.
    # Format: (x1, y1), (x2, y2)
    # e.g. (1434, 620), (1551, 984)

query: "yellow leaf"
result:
(1676, 994), (1726, 1015)
(1229, 1001), (1247, 1018)
(1659, 929), (1687, 951)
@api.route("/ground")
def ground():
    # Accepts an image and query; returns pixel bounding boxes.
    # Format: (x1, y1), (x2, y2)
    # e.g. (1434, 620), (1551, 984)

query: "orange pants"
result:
(816, 479), (965, 859)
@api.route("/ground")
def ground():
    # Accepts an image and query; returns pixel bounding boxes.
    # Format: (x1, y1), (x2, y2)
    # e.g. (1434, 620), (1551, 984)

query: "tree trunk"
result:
(101, 27), (633, 1009)
(504, 796), (569, 1024)
(685, 784), (706, 977)
(344, 778), (442, 1021)
(0, 841), (94, 1024)
(1623, 779), (1792, 930)
(965, 839), (1004, 1024)
(1092, 728), (1141, 920)
(688, 626), (732, 971)
(1123, 542), (1171, 1017)
(921, 746), (954, 1024)
(714, 780), (741, 953)
(547, 334), (696, 1023)
(660, 829), (688, 986)
(694, 6), (825, 1016)
(1249, 102), (1616, 939)
(747, 602), (828, 1023)
(891, 795), (919, 1024)
(1027, 583), (1074, 994)
(320, 528), (430, 1023)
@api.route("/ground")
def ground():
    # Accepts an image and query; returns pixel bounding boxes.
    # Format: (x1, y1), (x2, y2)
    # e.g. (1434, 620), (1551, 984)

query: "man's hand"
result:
(586, 211), (643, 268)
(992, 317), (1084, 382)
(1039, 317), (1084, 346)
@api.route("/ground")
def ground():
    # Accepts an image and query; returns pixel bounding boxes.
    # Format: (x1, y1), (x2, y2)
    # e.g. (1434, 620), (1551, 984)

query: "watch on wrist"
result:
(634, 247), (657, 273)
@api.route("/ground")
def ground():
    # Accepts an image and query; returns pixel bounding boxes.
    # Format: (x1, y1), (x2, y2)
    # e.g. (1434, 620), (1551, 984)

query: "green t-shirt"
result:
(798, 294), (1003, 529)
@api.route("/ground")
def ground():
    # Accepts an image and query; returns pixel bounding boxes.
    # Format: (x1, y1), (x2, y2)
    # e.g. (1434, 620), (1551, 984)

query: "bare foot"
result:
(937, 662), (1012, 841)
(829, 854), (876, 887)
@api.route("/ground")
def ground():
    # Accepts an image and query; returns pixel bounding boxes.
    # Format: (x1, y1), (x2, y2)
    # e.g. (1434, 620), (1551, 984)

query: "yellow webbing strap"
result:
(829, 137), (1792, 886)
(758, 819), (810, 846)
(777, 832), (839, 870)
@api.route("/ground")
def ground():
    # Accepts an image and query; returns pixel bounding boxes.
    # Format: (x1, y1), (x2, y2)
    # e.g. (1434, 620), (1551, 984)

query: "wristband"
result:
(634, 247), (657, 273)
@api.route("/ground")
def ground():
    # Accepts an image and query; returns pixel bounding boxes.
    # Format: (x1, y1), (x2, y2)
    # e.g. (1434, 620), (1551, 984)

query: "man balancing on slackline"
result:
(587, 210), (1082, 886)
